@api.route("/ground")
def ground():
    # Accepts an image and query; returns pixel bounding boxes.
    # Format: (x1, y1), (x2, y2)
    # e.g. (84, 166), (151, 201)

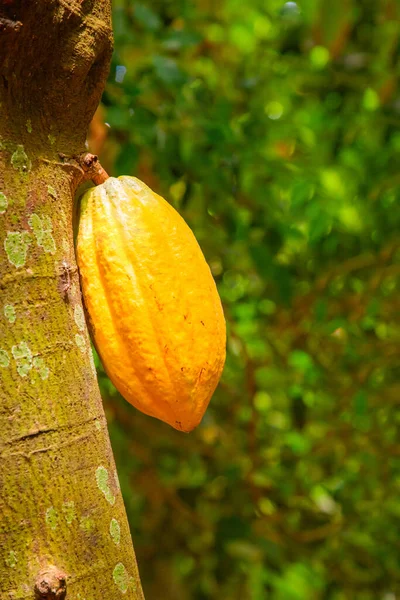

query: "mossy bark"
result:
(0, 2), (144, 598)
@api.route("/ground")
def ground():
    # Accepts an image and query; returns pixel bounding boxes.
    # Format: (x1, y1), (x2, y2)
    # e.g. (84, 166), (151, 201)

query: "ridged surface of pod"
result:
(77, 176), (226, 431)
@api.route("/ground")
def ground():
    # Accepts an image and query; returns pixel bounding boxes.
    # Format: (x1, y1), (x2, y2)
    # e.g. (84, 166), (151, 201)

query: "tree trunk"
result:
(0, 2), (144, 597)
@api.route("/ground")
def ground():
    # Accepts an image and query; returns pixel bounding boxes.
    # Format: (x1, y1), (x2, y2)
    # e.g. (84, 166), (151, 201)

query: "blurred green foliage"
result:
(92, 0), (400, 598)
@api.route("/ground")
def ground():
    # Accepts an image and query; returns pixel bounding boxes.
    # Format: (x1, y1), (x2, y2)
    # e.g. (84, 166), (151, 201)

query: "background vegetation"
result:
(88, 1), (400, 598)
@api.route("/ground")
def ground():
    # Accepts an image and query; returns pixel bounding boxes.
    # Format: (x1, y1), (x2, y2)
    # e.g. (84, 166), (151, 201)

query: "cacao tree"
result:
(0, 2), (144, 597)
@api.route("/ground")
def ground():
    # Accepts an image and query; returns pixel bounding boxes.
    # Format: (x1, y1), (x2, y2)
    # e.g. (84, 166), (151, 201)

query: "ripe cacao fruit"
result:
(76, 176), (226, 432)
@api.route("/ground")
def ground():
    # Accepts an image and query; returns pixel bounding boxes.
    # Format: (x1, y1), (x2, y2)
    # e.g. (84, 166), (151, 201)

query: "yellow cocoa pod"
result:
(76, 176), (226, 432)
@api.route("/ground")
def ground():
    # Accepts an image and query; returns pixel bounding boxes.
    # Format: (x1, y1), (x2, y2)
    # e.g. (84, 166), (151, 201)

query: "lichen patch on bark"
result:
(79, 515), (95, 532)
(4, 304), (16, 323)
(75, 333), (86, 353)
(32, 356), (50, 380)
(45, 506), (59, 531)
(28, 213), (56, 254)
(89, 347), (97, 377)
(74, 305), (86, 331)
(11, 341), (32, 377)
(4, 231), (31, 267)
(95, 466), (116, 505)
(113, 563), (136, 594)
(0, 192), (8, 213)
(110, 518), (121, 545)
(5, 551), (18, 569)
(0, 349), (10, 367)
(62, 501), (76, 526)
(11, 145), (31, 175)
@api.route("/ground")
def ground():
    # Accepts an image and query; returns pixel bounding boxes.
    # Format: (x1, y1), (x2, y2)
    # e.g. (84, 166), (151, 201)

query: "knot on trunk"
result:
(34, 566), (67, 599)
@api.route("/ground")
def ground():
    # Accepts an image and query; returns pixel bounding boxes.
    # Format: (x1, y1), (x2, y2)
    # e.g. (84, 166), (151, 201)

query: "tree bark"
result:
(0, 2), (144, 598)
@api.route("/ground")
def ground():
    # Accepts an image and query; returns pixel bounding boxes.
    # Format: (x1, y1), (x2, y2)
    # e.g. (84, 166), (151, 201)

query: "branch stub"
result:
(34, 566), (67, 600)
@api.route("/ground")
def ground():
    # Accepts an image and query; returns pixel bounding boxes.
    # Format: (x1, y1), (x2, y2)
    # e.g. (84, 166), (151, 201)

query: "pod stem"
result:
(79, 153), (109, 185)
